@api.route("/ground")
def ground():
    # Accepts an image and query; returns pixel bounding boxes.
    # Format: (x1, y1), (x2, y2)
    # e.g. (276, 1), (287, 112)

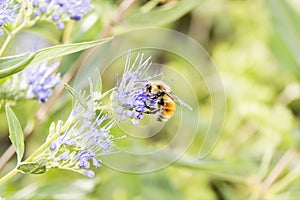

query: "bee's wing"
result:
(167, 92), (193, 110)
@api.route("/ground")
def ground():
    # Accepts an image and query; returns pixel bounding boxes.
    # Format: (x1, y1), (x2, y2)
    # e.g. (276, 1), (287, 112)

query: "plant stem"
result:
(0, 120), (73, 185)
(25, 136), (57, 163)
(0, 167), (19, 185)
(0, 0), (28, 57)
(0, 33), (12, 57)
(267, 151), (300, 194)
(0, 136), (57, 186)
(62, 21), (75, 44)
(25, 121), (72, 162)
(0, 17), (29, 57)
(254, 149), (298, 200)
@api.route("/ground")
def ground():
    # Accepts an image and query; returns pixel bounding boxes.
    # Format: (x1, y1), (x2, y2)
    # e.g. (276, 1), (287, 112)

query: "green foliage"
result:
(11, 178), (97, 199)
(2, 0), (300, 199)
(126, 0), (199, 27)
(17, 160), (47, 175)
(64, 83), (88, 109)
(5, 104), (24, 164)
(268, 0), (300, 73)
(0, 53), (30, 72)
(0, 38), (111, 79)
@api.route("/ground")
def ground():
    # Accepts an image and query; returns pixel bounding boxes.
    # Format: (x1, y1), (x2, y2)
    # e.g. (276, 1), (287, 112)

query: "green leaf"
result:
(124, 0), (199, 27)
(17, 160), (47, 174)
(269, 31), (299, 74)
(91, 69), (102, 93)
(267, 0), (300, 71)
(0, 38), (112, 79)
(5, 104), (24, 164)
(64, 83), (87, 109)
(0, 53), (34, 80)
(0, 53), (30, 69)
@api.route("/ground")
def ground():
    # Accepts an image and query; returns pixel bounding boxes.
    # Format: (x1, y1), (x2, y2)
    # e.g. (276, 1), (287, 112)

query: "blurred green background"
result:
(2, 0), (300, 199)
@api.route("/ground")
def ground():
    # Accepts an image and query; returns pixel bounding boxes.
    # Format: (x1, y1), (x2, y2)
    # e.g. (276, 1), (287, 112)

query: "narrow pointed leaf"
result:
(5, 104), (25, 164)
(0, 53), (30, 69)
(125, 0), (199, 27)
(0, 53), (34, 79)
(0, 38), (112, 79)
(64, 83), (87, 109)
(92, 69), (102, 93)
(267, 0), (300, 70)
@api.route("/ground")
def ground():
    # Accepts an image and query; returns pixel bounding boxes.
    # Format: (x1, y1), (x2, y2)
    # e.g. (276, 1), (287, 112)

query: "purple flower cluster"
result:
(112, 52), (162, 124)
(20, 62), (61, 102)
(115, 88), (156, 122)
(0, 62), (60, 103)
(0, 0), (19, 35)
(48, 94), (119, 178)
(31, 0), (92, 30)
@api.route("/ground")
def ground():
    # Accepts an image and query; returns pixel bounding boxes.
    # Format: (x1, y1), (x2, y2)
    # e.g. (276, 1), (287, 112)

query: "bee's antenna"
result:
(134, 80), (148, 84)
(166, 78), (174, 84)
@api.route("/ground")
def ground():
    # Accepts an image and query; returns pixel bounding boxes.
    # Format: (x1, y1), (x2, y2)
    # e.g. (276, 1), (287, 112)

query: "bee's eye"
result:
(156, 92), (162, 96)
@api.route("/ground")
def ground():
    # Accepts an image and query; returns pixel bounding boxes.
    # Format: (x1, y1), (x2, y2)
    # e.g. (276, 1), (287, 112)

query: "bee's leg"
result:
(157, 115), (164, 122)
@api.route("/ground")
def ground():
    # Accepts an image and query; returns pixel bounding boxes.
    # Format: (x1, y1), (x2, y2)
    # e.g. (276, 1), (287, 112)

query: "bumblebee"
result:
(144, 80), (192, 122)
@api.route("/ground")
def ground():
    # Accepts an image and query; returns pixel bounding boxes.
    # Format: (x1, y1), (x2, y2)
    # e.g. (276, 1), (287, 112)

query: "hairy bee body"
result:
(144, 80), (191, 122)
(155, 94), (176, 122)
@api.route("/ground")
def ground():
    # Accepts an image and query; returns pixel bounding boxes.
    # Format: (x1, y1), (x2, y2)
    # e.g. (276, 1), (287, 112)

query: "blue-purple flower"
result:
(31, 0), (92, 30)
(20, 62), (61, 102)
(111, 52), (163, 124)
(0, 0), (20, 35)
(0, 62), (61, 104)
(45, 92), (121, 178)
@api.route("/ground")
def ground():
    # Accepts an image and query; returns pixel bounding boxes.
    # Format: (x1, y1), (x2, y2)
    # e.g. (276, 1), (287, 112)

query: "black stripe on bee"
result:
(157, 115), (164, 121)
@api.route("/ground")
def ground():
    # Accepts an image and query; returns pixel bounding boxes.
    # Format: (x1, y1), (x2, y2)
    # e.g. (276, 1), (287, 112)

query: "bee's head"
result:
(145, 83), (152, 93)
(145, 82), (165, 97)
